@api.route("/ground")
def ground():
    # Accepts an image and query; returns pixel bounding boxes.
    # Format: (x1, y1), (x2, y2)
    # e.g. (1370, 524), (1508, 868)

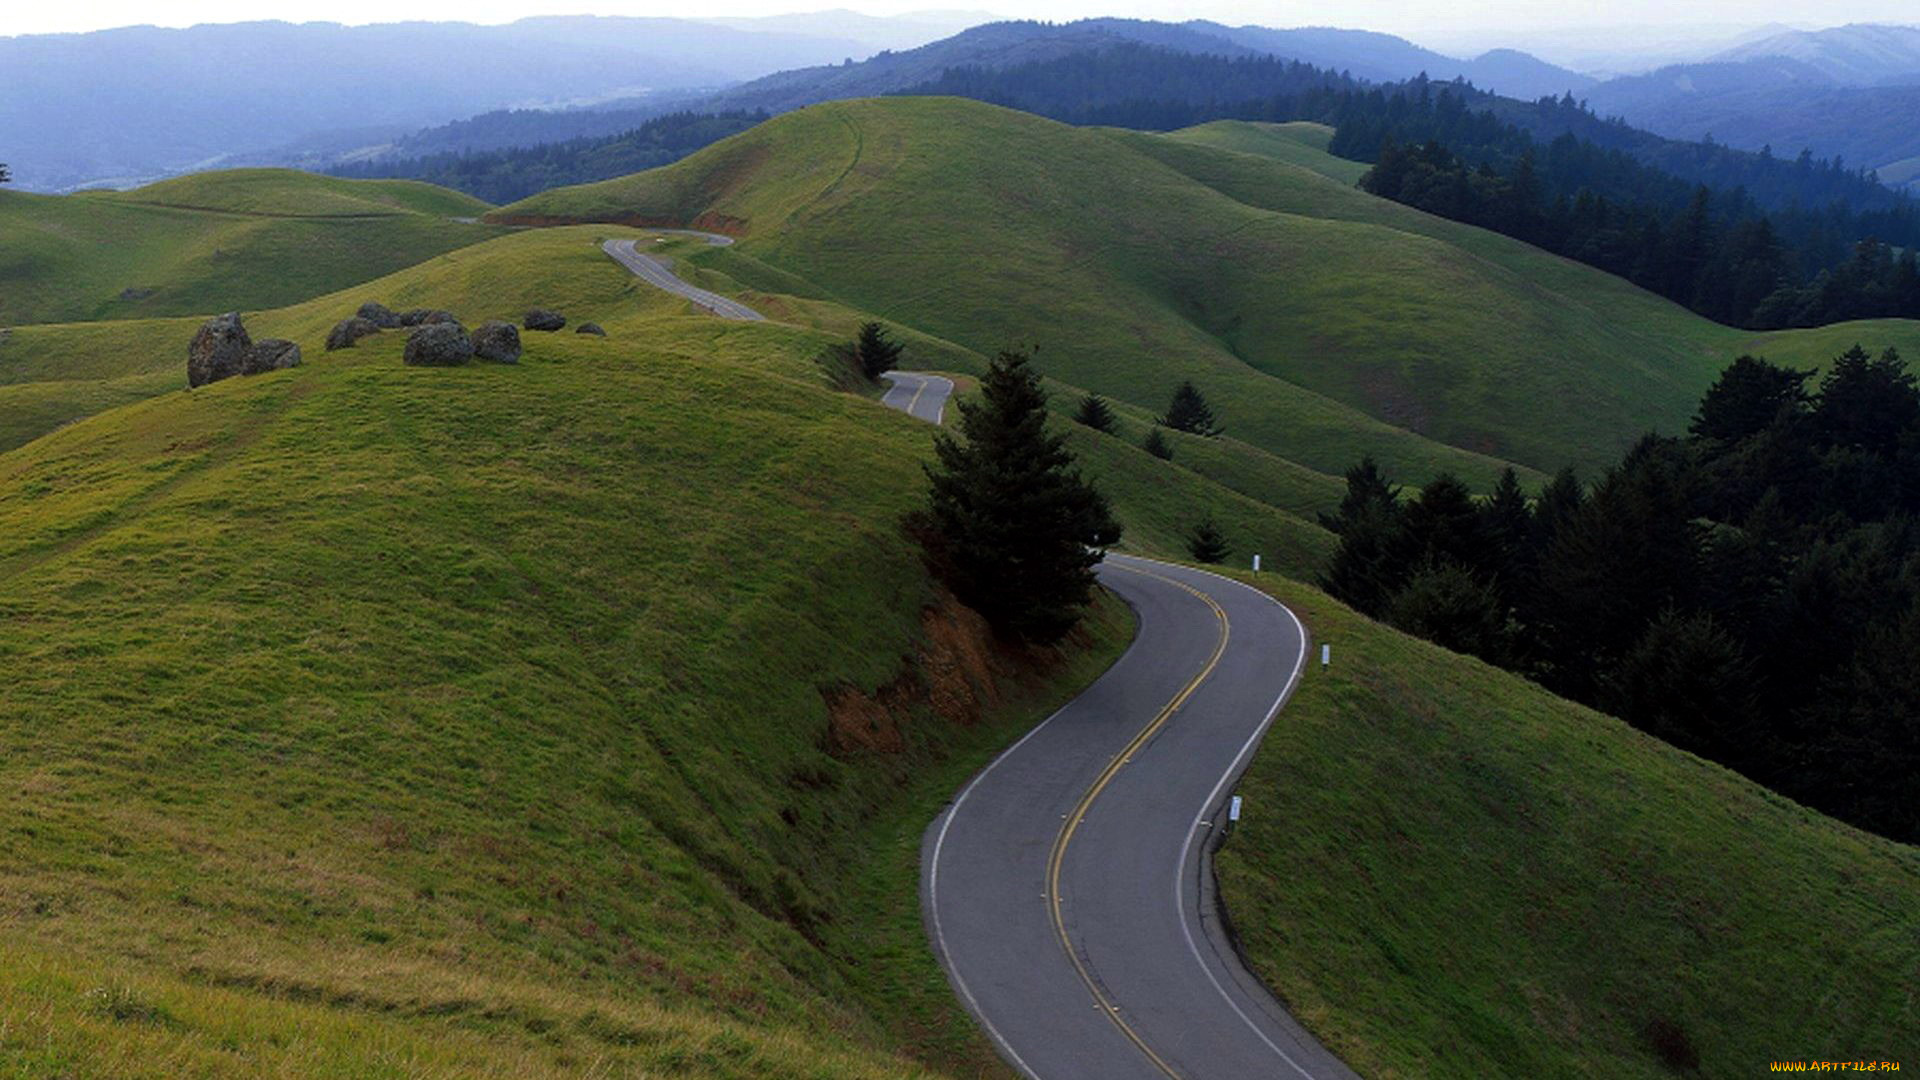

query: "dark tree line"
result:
(331, 111), (767, 204)
(1321, 346), (1920, 842)
(1361, 137), (1920, 328)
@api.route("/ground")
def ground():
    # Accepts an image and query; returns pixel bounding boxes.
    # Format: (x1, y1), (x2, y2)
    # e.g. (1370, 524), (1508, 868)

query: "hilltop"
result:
(0, 171), (498, 326)
(497, 97), (1920, 480)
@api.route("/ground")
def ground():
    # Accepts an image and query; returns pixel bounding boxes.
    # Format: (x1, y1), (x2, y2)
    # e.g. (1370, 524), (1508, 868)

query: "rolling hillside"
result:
(0, 171), (498, 327)
(0, 224), (1161, 1077)
(3, 139), (1915, 1078)
(1219, 577), (1919, 1075)
(496, 97), (1920, 481)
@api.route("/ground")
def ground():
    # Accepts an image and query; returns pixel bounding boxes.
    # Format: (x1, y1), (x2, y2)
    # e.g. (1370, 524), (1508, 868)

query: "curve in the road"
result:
(601, 236), (764, 321)
(879, 371), (954, 425)
(880, 386), (1353, 1078)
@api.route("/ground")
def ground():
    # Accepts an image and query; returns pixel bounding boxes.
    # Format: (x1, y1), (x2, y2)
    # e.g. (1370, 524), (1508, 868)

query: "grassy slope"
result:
(0, 224), (1349, 1075)
(1164, 120), (1370, 185)
(500, 99), (1920, 480)
(1215, 578), (1919, 1077)
(105, 168), (493, 219)
(0, 171), (498, 327)
(495, 99), (1535, 487)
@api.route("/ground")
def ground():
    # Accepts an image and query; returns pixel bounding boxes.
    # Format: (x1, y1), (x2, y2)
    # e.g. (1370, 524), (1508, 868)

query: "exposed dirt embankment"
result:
(483, 212), (748, 235)
(822, 593), (1079, 755)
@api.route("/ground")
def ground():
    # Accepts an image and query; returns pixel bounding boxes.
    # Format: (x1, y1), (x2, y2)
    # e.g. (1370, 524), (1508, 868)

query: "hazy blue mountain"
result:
(1584, 53), (1920, 187)
(1192, 23), (1594, 98)
(1713, 23), (1920, 85)
(695, 18), (1589, 116)
(699, 10), (1000, 53)
(692, 19), (1252, 114)
(0, 17), (877, 191)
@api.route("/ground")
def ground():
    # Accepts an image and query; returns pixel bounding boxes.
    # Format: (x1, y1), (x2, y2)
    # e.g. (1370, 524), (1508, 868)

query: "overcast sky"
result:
(6, 1), (1915, 44)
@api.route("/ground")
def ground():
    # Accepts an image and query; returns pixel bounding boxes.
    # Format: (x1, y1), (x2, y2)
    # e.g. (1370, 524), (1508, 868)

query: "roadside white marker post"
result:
(1229, 795), (1243, 822)
(1251, 554), (1261, 572)
(1321, 644), (1331, 670)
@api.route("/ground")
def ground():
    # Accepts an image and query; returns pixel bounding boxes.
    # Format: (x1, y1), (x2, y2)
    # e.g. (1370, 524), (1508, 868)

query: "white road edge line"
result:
(1163, 560), (1319, 1078)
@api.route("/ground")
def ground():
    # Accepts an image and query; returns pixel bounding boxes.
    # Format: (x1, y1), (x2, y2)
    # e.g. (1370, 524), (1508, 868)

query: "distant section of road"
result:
(879, 371), (954, 425)
(600, 236), (763, 321)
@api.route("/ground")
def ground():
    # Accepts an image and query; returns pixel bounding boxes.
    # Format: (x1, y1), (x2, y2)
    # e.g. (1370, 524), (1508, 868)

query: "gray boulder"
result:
(397, 308), (456, 327)
(188, 312), (253, 388)
(357, 301), (402, 329)
(245, 339), (302, 375)
(325, 317), (381, 351)
(523, 309), (566, 331)
(575, 322), (607, 337)
(470, 321), (521, 363)
(404, 322), (473, 367)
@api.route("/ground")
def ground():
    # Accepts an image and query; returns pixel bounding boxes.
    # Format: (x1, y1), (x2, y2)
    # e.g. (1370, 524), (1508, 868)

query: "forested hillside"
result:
(1321, 345), (1920, 842)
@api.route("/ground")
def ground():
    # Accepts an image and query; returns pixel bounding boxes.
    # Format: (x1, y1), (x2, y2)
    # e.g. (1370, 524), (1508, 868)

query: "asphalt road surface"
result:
(919, 554), (1359, 1079)
(600, 236), (764, 321)
(879, 371), (955, 424)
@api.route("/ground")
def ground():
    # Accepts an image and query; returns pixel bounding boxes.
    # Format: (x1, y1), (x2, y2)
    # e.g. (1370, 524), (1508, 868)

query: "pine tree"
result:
(1318, 456), (1396, 533)
(1075, 393), (1115, 434)
(1160, 381), (1221, 436)
(0, 163), (10, 185)
(1690, 355), (1811, 443)
(1185, 518), (1228, 564)
(1142, 426), (1174, 461)
(855, 321), (903, 380)
(913, 349), (1122, 644)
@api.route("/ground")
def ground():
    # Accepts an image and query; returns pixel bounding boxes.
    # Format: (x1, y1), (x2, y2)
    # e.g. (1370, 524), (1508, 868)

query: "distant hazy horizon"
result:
(6, 3), (1915, 55)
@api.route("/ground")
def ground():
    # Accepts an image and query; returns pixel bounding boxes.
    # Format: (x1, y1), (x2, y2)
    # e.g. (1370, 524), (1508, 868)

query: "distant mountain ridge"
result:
(1712, 23), (1920, 85)
(691, 18), (1590, 116)
(0, 16), (943, 191)
(1583, 26), (1920, 190)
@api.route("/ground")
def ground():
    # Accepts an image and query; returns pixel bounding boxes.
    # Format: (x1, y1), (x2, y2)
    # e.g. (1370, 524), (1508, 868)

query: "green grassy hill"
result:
(0, 171), (499, 327)
(5, 117), (1915, 1080)
(1218, 577), (1919, 1076)
(104, 168), (493, 219)
(497, 98), (1920, 481)
(0, 224), (1162, 1077)
(1163, 120), (1370, 185)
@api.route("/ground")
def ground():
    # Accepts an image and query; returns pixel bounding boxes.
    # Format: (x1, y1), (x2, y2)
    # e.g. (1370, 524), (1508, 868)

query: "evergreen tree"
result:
(913, 349), (1121, 644)
(1142, 426), (1174, 461)
(1606, 609), (1756, 764)
(1397, 474), (1487, 578)
(1320, 464), (1405, 615)
(0, 163), (10, 185)
(1075, 393), (1116, 434)
(1319, 456), (1397, 533)
(1690, 355), (1811, 443)
(1160, 381), (1222, 436)
(855, 322), (904, 380)
(1811, 345), (1918, 457)
(1185, 518), (1229, 564)
(1384, 560), (1509, 663)
(1479, 468), (1533, 606)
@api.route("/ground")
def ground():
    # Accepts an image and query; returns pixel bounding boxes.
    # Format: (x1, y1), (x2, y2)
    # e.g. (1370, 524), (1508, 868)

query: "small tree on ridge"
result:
(856, 321), (903, 380)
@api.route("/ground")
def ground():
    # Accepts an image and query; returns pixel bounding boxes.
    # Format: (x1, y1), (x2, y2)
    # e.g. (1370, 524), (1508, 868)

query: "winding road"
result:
(601, 236), (764, 321)
(879, 371), (955, 424)
(608, 229), (1350, 1078)
(876, 390), (1354, 1078)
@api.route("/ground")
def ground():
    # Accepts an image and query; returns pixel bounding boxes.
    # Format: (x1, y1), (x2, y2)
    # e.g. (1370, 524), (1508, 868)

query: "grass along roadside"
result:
(1211, 575), (1919, 1077)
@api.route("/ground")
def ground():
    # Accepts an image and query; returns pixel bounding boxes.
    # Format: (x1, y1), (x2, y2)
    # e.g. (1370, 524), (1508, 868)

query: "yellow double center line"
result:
(1044, 562), (1231, 1078)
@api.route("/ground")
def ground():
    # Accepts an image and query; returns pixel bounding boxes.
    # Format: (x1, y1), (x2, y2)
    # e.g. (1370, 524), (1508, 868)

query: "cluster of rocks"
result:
(186, 312), (302, 388)
(320, 301), (606, 367)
